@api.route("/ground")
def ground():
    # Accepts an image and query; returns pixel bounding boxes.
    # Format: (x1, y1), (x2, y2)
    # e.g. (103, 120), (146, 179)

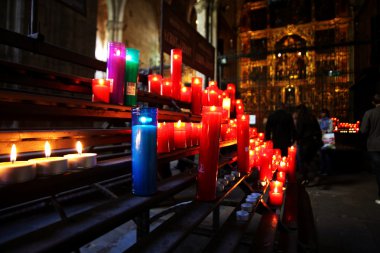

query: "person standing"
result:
(294, 104), (323, 185)
(318, 109), (335, 177)
(360, 94), (380, 205)
(265, 105), (297, 157)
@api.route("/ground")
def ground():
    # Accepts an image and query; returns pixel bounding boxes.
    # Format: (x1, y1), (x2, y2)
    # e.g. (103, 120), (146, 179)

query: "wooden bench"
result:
(0, 28), (240, 252)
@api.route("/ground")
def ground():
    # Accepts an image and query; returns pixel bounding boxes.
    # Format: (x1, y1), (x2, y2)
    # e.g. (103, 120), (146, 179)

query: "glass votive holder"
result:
(236, 210), (249, 221)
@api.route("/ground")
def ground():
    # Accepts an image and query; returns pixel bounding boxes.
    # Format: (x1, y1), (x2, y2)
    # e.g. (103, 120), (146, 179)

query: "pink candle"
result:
(180, 86), (191, 103)
(174, 120), (187, 149)
(237, 114), (250, 173)
(162, 78), (172, 97)
(191, 77), (203, 115)
(197, 106), (222, 201)
(148, 74), (162, 95)
(171, 49), (182, 100)
(269, 187), (284, 206)
(92, 78), (110, 103)
(107, 42), (125, 105)
(157, 122), (170, 153)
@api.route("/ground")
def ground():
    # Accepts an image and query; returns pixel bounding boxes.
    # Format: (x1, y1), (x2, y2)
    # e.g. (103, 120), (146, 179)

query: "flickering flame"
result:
(209, 81), (216, 86)
(99, 79), (105, 85)
(45, 141), (51, 158)
(10, 144), (16, 163)
(176, 120), (182, 128)
(242, 115), (246, 120)
(116, 49), (121, 56)
(181, 87), (187, 92)
(210, 106), (216, 112)
(280, 161), (286, 167)
(273, 187), (278, 194)
(174, 54), (179, 60)
(153, 76), (158, 81)
(158, 122), (162, 128)
(194, 78), (200, 84)
(76, 141), (83, 155)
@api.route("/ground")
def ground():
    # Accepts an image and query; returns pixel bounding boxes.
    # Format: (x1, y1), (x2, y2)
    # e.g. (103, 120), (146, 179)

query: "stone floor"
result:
(306, 171), (380, 253)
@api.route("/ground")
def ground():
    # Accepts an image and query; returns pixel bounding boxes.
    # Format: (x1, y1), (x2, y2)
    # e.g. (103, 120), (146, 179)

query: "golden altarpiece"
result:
(238, 0), (353, 126)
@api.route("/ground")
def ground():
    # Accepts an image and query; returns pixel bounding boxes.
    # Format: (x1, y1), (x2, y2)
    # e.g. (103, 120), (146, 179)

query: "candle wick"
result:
(12, 160), (15, 164)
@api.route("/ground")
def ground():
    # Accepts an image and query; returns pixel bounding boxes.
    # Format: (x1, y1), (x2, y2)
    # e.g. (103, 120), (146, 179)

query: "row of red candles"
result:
(93, 77), (244, 118)
(157, 120), (259, 154)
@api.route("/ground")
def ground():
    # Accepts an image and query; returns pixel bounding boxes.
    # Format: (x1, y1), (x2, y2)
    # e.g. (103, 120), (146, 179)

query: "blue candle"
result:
(132, 107), (158, 196)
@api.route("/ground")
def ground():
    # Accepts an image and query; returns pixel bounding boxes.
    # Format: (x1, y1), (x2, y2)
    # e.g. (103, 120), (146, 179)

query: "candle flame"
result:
(181, 87), (187, 92)
(210, 106), (216, 112)
(194, 78), (200, 84)
(76, 141), (83, 155)
(174, 54), (179, 60)
(99, 79), (104, 85)
(273, 187), (278, 193)
(158, 122), (162, 128)
(152, 76), (158, 81)
(228, 86), (232, 90)
(236, 100), (241, 105)
(116, 49), (121, 56)
(177, 120), (182, 128)
(10, 144), (16, 163)
(242, 115), (246, 120)
(45, 141), (51, 158)
(209, 81), (216, 86)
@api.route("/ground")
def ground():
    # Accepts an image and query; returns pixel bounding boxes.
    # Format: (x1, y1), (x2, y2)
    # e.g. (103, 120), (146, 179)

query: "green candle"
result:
(125, 48), (140, 106)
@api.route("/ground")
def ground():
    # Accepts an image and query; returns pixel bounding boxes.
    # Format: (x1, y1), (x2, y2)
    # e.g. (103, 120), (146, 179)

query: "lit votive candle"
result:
(174, 120), (187, 149)
(0, 144), (35, 185)
(64, 141), (97, 169)
(29, 141), (68, 176)
(92, 78), (110, 103)
(269, 187), (284, 207)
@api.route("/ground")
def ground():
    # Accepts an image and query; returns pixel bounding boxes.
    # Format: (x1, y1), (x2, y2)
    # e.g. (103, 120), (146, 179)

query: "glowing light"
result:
(45, 141), (51, 158)
(76, 141), (83, 155)
(139, 116), (152, 124)
(10, 144), (17, 163)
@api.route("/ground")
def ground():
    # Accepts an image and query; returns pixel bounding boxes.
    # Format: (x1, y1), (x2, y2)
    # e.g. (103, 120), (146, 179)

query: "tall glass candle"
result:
(237, 114), (250, 173)
(157, 122), (170, 153)
(171, 49), (182, 100)
(148, 74), (162, 95)
(131, 107), (158, 196)
(191, 77), (203, 115)
(107, 42), (125, 105)
(185, 122), (192, 147)
(125, 48), (140, 106)
(167, 122), (175, 151)
(174, 120), (187, 149)
(287, 146), (297, 183)
(162, 78), (172, 97)
(236, 100), (245, 115)
(92, 78), (110, 103)
(180, 86), (191, 103)
(197, 106), (222, 201)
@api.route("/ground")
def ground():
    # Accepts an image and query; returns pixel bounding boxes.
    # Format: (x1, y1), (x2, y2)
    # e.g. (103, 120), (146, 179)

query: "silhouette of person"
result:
(265, 104), (297, 157)
(360, 94), (380, 204)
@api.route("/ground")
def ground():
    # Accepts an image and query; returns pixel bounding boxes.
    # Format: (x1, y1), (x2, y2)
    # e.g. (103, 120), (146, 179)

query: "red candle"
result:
(174, 120), (187, 149)
(92, 78), (110, 103)
(185, 122), (192, 147)
(208, 89), (219, 106)
(191, 123), (198, 146)
(270, 180), (284, 192)
(180, 86), (191, 103)
(148, 74), (162, 95)
(226, 83), (236, 111)
(222, 97), (231, 121)
(157, 122), (170, 153)
(237, 114), (250, 173)
(197, 106), (222, 201)
(220, 123), (228, 141)
(191, 77), (203, 115)
(276, 171), (286, 184)
(278, 160), (288, 173)
(236, 103), (244, 115)
(202, 90), (209, 107)
(249, 127), (258, 138)
(287, 146), (297, 183)
(167, 122), (175, 151)
(269, 187), (284, 206)
(162, 78), (172, 97)
(171, 49), (182, 100)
